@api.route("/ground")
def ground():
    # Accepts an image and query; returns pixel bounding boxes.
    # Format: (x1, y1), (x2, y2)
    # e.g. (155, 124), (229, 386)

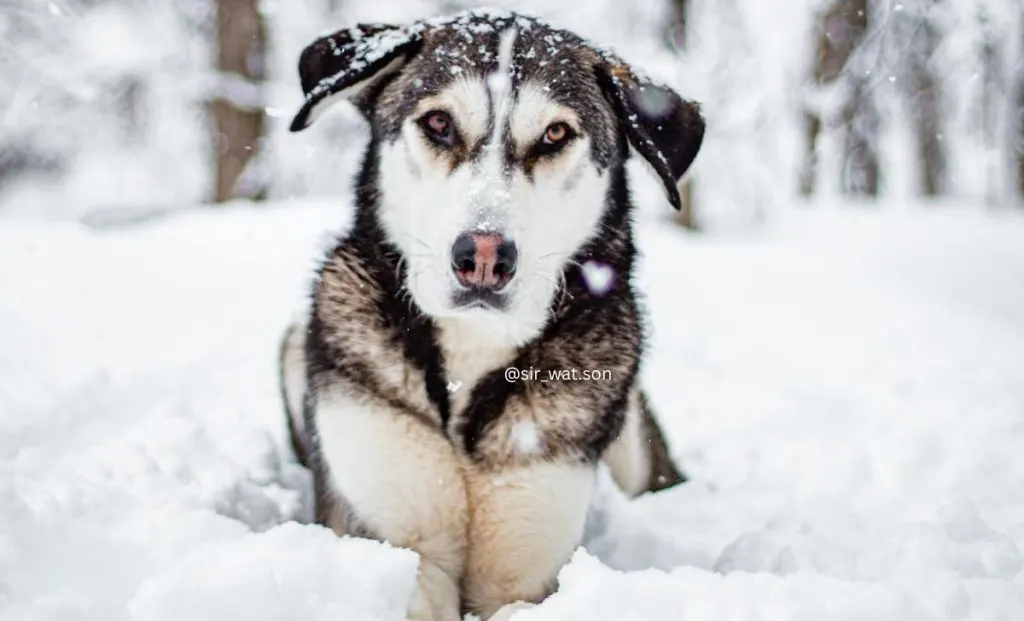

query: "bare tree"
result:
(801, 0), (880, 198)
(211, 0), (267, 203)
(666, 0), (690, 50)
(1017, 7), (1024, 202)
(899, 11), (944, 197)
(974, 5), (1010, 205)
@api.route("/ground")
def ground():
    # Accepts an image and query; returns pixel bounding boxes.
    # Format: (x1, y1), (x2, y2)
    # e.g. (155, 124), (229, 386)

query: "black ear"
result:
(289, 23), (422, 132)
(597, 65), (705, 210)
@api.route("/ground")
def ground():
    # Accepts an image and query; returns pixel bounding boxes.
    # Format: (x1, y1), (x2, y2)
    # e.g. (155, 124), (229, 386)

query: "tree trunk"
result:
(978, 8), (1006, 205)
(799, 112), (822, 196)
(1017, 8), (1024, 202)
(842, 77), (880, 196)
(908, 26), (943, 197)
(212, 0), (267, 203)
(666, 0), (689, 50)
(801, 0), (878, 198)
(665, 0), (697, 229)
(895, 6), (944, 198)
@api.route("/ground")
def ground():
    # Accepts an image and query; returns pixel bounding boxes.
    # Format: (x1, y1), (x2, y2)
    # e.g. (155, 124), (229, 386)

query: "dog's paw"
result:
(488, 601), (536, 621)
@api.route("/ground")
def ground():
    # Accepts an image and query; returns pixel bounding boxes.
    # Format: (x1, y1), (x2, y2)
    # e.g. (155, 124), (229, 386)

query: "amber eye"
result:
(543, 122), (571, 145)
(420, 110), (456, 146)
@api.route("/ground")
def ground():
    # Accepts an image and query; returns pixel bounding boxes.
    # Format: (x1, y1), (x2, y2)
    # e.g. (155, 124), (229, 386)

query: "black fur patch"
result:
(290, 23), (424, 131)
(290, 10), (705, 203)
(597, 66), (705, 210)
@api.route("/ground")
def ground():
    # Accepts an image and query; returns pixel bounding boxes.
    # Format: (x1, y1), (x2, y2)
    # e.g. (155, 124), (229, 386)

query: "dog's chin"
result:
(406, 277), (553, 347)
(444, 305), (547, 348)
(417, 288), (515, 322)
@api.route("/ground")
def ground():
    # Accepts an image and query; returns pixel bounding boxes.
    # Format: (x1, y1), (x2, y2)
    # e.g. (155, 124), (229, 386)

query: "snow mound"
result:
(2, 201), (1024, 619)
(129, 523), (418, 621)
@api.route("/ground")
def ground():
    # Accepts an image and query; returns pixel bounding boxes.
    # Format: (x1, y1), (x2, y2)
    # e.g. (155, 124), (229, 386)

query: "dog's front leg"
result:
(313, 390), (467, 621)
(461, 461), (595, 619)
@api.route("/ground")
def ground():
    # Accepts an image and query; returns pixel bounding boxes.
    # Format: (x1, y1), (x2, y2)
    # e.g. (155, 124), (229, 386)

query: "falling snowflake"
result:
(511, 420), (543, 455)
(632, 86), (676, 118)
(581, 260), (615, 297)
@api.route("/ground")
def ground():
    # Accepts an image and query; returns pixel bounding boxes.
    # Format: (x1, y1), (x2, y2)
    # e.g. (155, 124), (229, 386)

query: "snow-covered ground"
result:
(1, 199), (1023, 620)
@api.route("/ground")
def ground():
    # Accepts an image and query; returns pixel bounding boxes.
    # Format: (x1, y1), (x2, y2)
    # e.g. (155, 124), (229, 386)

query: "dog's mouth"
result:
(451, 287), (509, 311)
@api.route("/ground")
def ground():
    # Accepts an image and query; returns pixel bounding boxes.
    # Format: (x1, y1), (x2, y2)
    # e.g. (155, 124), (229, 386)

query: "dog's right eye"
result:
(419, 111), (457, 147)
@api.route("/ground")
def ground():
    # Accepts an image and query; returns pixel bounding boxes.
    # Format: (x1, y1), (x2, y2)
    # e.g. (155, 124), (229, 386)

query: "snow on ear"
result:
(289, 23), (422, 132)
(597, 64), (705, 210)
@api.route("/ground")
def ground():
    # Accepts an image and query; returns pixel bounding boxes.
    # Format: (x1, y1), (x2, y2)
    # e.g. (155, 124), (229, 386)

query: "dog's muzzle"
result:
(450, 231), (517, 309)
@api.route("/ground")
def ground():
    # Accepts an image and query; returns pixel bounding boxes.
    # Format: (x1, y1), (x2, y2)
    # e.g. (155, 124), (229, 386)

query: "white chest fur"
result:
(435, 317), (518, 418)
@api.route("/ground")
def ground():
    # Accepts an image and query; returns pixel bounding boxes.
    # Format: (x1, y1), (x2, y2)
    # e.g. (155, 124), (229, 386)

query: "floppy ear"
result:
(597, 65), (705, 210)
(289, 23), (423, 132)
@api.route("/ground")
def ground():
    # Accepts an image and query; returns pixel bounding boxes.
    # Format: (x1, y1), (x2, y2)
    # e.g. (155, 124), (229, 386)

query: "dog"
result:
(278, 9), (704, 620)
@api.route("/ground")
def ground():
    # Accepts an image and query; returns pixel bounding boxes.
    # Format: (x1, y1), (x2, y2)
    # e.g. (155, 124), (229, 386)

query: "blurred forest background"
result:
(1, 0), (1023, 229)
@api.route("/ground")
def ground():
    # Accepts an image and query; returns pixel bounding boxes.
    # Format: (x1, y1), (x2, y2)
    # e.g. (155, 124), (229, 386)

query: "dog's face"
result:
(291, 11), (704, 344)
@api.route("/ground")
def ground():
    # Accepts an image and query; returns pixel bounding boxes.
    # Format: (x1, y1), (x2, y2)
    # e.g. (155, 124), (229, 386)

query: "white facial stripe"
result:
(510, 82), (579, 157)
(465, 26), (518, 234)
(488, 26), (518, 146)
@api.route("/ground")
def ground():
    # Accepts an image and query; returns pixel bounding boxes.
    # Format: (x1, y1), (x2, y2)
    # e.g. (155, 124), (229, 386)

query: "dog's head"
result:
(291, 10), (704, 345)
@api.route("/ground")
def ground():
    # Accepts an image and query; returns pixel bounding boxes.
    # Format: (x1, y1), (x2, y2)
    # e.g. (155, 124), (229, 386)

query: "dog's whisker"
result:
(404, 234), (433, 252)
(394, 255), (407, 285)
(390, 231), (435, 253)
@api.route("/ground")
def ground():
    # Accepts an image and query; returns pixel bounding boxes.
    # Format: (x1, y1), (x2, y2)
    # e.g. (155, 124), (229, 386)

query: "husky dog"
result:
(278, 9), (704, 621)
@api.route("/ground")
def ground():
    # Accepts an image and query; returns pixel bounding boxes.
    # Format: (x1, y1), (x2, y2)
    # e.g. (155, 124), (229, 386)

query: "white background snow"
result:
(3, 200), (1023, 620)
(2, 0), (1024, 619)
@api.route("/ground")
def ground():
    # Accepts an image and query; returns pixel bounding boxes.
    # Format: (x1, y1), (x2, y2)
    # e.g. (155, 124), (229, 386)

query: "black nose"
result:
(451, 232), (517, 290)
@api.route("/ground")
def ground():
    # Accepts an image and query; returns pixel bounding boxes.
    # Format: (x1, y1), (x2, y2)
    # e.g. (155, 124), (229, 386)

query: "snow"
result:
(510, 421), (543, 456)
(581, 260), (616, 297)
(7, 0), (1021, 222)
(1, 198), (1022, 620)
(3, 0), (1022, 614)
(128, 524), (418, 621)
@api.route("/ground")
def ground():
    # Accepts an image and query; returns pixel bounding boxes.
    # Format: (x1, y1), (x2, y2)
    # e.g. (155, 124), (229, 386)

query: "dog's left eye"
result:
(419, 110), (457, 147)
(543, 123), (570, 144)
(534, 122), (575, 157)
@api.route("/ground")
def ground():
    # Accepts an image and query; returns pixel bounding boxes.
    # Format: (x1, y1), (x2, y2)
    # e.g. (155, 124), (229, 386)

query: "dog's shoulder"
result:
(452, 275), (644, 464)
(306, 232), (448, 426)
